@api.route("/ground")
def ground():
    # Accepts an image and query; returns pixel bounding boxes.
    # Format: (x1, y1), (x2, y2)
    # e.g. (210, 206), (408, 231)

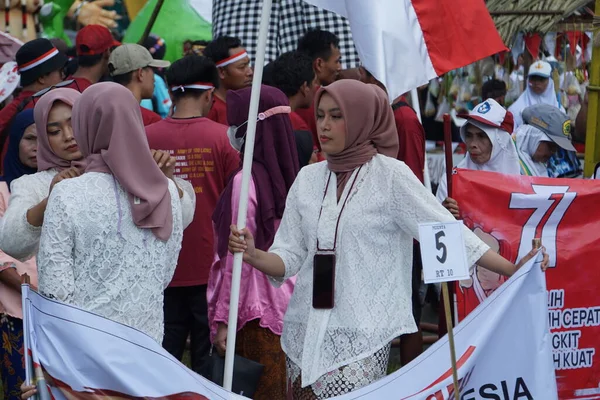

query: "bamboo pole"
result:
(584, 11), (600, 177)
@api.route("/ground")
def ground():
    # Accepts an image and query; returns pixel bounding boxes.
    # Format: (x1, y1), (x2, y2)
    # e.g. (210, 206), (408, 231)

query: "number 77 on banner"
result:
(418, 221), (470, 284)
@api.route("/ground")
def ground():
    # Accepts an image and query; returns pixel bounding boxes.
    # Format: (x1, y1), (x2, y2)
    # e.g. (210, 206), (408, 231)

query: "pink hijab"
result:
(34, 88), (81, 172)
(315, 80), (399, 198)
(71, 82), (173, 241)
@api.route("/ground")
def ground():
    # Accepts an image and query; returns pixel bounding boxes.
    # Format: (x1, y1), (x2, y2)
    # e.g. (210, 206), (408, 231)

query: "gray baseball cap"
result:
(522, 104), (576, 152)
(108, 43), (170, 76)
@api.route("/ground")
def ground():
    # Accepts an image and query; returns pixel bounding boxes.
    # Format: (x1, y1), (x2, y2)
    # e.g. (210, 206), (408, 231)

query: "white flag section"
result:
(303, 0), (507, 100)
(22, 253), (555, 400)
(331, 253), (557, 399)
(22, 286), (245, 400)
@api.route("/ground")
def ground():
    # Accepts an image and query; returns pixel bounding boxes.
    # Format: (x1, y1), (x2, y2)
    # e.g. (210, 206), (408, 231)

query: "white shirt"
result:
(0, 169), (57, 261)
(0, 169), (195, 262)
(37, 172), (190, 343)
(269, 155), (489, 387)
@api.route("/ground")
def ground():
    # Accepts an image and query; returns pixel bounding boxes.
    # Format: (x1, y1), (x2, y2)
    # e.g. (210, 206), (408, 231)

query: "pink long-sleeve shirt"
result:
(207, 172), (295, 341)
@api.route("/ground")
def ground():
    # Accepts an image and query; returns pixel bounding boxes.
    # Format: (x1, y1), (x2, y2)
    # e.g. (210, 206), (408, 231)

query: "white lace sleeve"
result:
(389, 161), (489, 266)
(0, 176), (44, 261)
(269, 177), (308, 287)
(164, 180), (184, 288)
(174, 177), (195, 229)
(37, 184), (75, 302)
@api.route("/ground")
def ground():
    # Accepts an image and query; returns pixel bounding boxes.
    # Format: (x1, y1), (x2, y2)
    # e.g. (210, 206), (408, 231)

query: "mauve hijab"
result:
(34, 88), (81, 172)
(315, 80), (399, 199)
(212, 85), (299, 259)
(71, 82), (173, 241)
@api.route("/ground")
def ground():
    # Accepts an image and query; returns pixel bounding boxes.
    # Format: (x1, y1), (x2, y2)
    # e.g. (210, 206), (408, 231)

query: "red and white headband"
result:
(19, 48), (59, 72)
(216, 51), (249, 68)
(171, 82), (214, 92)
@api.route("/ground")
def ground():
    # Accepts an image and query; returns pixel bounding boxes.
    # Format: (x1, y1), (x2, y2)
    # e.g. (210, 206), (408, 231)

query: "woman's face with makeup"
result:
(316, 93), (346, 155)
(46, 101), (82, 162)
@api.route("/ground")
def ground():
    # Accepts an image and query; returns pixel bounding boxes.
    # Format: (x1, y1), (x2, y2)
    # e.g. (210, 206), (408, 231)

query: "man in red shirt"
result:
(360, 65), (426, 365)
(67, 24), (120, 92)
(145, 55), (239, 374)
(265, 50), (317, 168)
(359, 67), (425, 180)
(203, 36), (253, 125)
(296, 29), (342, 157)
(108, 44), (170, 126)
(0, 38), (67, 172)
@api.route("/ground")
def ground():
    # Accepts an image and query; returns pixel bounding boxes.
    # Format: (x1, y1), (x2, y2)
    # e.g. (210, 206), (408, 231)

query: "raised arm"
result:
(390, 162), (530, 276)
(228, 173), (308, 283)
(0, 177), (45, 261)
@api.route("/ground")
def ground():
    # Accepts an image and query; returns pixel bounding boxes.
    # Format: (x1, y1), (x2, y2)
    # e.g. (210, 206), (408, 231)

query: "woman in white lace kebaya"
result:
(229, 80), (548, 399)
(0, 89), (83, 262)
(37, 83), (193, 343)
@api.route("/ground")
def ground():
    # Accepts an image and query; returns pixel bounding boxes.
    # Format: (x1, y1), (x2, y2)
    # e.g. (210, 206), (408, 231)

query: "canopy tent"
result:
(487, 0), (594, 44)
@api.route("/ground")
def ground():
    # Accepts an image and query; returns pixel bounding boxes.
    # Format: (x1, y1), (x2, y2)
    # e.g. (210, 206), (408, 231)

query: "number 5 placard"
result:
(418, 221), (470, 284)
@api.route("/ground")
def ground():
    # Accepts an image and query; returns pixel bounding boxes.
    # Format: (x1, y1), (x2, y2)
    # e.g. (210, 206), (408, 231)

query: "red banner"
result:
(453, 169), (600, 399)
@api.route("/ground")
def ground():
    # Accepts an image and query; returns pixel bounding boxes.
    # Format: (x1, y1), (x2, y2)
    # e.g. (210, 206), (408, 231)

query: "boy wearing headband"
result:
(203, 36), (253, 125)
(0, 39), (67, 172)
(145, 55), (239, 375)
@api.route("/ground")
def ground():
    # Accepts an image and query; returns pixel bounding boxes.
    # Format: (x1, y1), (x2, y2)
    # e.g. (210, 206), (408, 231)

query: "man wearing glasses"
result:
(0, 38), (67, 173)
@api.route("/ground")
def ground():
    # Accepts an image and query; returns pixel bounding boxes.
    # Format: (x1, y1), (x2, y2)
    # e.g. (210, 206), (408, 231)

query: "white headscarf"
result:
(508, 78), (560, 127)
(513, 124), (552, 177)
(436, 120), (521, 201)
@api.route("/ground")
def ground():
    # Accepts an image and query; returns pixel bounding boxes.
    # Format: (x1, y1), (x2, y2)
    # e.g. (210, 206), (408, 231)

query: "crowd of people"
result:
(0, 22), (554, 400)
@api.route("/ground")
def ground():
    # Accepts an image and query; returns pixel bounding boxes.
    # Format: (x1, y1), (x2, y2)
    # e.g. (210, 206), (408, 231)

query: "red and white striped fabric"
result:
(303, 0), (507, 99)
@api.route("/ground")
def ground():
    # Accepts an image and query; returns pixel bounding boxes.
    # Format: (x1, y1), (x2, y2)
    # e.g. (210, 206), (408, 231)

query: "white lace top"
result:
(0, 169), (56, 261)
(37, 172), (189, 343)
(0, 169), (195, 262)
(269, 155), (489, 387)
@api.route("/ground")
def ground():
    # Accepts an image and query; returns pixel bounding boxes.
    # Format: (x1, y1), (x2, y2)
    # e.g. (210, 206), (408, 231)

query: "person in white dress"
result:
(228, 80), (547, 399)
(0, 89), (83, 261)
(0, 88), (195, 263)
(508, 60), (563, 128)
(37, 82), (193, 343)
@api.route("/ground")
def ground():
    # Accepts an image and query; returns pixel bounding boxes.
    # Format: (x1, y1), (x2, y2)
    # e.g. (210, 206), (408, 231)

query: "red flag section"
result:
(453, 169), (600, 399)
(411, 0), (508, 75)
(524, 33), (542, 58)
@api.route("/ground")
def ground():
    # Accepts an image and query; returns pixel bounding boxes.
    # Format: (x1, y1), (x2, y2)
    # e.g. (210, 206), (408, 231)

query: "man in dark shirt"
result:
(264, 51), (317, 168)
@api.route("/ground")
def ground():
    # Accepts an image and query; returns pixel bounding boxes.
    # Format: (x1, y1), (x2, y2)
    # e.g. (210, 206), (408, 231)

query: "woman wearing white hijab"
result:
(513, 104), (576, 177)
(437, 99), (521, 218)
(508, 60), (562, 128)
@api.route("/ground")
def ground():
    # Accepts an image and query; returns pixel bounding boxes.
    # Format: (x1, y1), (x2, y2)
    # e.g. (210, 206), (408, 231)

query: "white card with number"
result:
(418, 221), (470, 284)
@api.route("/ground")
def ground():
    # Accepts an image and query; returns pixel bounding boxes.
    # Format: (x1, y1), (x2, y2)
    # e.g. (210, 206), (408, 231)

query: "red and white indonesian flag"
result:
(303, 0), (507, 99)
(23, 253), (556, 400)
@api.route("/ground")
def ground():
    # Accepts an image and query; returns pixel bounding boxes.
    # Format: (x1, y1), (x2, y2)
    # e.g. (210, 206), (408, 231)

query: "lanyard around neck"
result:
(316, 166), (363, 252)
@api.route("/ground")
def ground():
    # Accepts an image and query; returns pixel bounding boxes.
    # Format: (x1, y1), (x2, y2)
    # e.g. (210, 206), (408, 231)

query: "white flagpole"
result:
(21, 283), (36, 398)
(223, 0), (273, 391)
